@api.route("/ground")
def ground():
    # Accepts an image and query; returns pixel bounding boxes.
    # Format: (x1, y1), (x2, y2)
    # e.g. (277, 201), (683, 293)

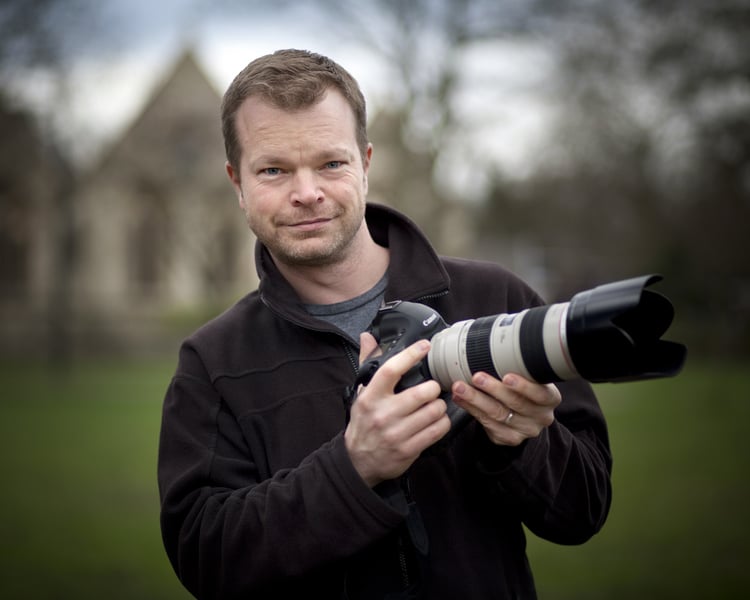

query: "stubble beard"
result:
(247, 203), (366, 268)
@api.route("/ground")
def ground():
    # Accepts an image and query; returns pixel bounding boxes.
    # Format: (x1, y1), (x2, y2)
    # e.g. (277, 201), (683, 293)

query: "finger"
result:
(404, 408), (452, 454)
(451, 384), (525, 446)
(498, 374), (562, 408)
(387, 396), (449, 444)
(451, 380), (512, 423)
(452, 375), (557, 442)
(451, 383), (534, 446)
(366, 340), (431, 394)
(452, 374), (515, 417)
(467, 372), (560, 412)
(358, 331), (379, 363)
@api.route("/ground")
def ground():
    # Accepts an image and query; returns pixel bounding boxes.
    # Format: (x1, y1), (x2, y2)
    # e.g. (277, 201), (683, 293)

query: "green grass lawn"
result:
(528, 361), (750, 599)
(0, 359), (191, 600)
(0, 358), (748, 599)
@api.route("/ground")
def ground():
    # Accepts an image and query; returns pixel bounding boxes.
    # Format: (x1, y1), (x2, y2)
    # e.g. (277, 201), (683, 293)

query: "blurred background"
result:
(0, 0), (748, 598)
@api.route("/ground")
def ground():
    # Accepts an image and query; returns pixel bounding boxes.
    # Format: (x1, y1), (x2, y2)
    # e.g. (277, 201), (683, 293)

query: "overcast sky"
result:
(19, 2), (398, 164)
(9, 0), (556, 192)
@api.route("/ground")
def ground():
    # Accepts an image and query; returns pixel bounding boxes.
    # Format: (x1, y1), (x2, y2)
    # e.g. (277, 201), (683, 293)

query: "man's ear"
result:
(225, 161), (245, 209)
(363, 143), (373, 193)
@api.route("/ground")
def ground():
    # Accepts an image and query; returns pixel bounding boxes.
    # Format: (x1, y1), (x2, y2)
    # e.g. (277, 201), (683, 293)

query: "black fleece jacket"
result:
(157, 203), (612, 599)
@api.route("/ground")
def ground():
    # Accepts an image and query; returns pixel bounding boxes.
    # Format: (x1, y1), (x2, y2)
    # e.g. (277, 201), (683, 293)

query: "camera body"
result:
(355, 300), (449, 392)
(353, 300), (473, 436)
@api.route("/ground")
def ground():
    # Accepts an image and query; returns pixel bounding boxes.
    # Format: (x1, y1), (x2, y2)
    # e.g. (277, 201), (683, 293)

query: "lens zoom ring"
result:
(466, 317), (501, 379)
(519, 306), (558, 383)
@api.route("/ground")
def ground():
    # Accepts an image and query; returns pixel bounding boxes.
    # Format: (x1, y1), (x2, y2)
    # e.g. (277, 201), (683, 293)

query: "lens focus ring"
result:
(519, 306), (558, 383)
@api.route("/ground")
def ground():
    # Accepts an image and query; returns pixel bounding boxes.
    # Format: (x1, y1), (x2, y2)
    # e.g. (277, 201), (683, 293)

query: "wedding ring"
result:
(504, 410), (514, 425)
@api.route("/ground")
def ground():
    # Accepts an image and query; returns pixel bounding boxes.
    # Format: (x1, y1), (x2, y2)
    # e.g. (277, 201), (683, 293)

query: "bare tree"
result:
(0, 0), (104, 365)
(480, 0), (750, 354)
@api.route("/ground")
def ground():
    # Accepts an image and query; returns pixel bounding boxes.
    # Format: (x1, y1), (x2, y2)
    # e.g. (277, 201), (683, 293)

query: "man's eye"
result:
(324, 161), (342, 169)
(262, 167), (281, 176)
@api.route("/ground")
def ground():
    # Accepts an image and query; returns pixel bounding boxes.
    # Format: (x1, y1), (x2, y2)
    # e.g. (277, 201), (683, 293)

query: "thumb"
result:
(358, 331), (379, 364)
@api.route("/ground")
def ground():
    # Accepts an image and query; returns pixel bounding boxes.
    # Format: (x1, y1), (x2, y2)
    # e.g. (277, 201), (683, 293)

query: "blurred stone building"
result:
(0, 99), (74, 358)
(72, 50), (255, 353)
(0, 51), (256, 358)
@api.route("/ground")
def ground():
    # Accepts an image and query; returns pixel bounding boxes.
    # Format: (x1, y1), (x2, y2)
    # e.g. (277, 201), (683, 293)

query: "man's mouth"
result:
(288, 217), (332, 231)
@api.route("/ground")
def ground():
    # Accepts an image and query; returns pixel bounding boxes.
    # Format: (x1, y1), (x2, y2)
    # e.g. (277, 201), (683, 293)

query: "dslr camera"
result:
(355, 275), (686, 424)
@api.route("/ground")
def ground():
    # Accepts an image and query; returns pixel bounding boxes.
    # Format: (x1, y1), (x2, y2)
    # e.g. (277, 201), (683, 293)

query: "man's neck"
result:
(273, 236), (390, 305)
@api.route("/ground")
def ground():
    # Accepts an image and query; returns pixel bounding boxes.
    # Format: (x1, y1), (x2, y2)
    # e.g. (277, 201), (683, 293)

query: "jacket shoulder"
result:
(189, 292), (261, 341)
(176, 292), (267, 379)
(439, 256), (543, 313)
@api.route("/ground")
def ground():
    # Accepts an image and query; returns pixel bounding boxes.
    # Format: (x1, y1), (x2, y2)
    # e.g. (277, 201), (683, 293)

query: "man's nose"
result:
(290, 169), (323, 205)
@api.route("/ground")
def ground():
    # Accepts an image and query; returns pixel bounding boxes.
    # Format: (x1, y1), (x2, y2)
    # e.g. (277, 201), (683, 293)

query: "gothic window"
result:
(0, 177), (29, 299)
(129, 180), (169, 297)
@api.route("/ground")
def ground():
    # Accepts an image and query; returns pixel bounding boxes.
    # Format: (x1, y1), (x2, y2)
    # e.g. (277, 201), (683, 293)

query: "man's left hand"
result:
(451, 372), (561, 446)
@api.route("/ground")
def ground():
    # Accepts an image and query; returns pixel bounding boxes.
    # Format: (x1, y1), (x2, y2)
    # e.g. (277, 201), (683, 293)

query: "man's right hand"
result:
(345, 333), (451, 487)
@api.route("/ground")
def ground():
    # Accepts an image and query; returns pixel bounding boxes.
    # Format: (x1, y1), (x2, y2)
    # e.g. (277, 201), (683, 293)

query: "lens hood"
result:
(566, 274), (687, 382)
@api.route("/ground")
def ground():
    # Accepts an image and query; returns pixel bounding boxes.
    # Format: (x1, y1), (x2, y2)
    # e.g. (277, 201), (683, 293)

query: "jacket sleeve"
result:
(473, 377), (612, 545)
(157, 341), (406, 599)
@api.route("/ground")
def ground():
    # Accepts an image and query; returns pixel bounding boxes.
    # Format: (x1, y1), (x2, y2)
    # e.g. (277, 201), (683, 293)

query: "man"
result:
(158, 49), (612, 599)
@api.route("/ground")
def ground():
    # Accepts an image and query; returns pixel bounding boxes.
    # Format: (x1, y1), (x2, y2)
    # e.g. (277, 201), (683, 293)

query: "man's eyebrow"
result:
(315, 146), (355, 161)
(249, 146), (355, 168)
(249, 154), (286, 168)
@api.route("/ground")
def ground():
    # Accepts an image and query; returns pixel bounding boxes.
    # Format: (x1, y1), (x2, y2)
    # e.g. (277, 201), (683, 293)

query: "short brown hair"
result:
(221, 49), (368, 175)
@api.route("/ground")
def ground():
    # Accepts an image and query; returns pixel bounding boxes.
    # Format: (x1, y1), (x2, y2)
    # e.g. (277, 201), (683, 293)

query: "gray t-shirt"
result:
(304, 274), (388, 343)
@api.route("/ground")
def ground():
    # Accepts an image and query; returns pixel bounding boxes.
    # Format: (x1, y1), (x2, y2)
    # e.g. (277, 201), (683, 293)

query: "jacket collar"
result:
(254, 203), (451, 323)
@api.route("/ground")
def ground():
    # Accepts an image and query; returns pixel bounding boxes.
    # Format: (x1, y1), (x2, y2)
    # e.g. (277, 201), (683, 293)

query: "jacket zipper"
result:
(398, 474), (414, 589)
(398, 534), (411, 589)
(343, 341), (359, 376)
(414, 289), (450, 305)
(342, 341), (360, 424)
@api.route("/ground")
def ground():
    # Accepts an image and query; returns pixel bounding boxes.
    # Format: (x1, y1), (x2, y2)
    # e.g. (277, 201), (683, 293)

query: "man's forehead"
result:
(236, 90), (357, 139)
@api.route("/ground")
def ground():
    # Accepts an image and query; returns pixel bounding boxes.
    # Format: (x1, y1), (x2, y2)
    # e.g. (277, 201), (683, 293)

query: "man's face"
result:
(227, 89), (372, 269)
